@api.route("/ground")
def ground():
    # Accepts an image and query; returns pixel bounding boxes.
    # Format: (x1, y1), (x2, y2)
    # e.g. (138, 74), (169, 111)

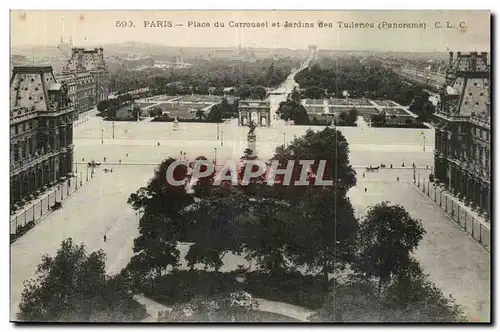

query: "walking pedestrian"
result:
(363, 172), (365, 178)
(126, 153), (129, 158)
(119, 159), (122, 164)
(364, 188), (367, 193)
(104, 234), (107, 242)
(397, 177), (400, 181)
(104, 157), (106, 162)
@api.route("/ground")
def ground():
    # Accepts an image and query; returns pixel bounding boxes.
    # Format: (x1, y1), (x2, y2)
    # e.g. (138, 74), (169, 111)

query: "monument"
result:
(238, 100), (271, 127)
(246, 120), (257, 156)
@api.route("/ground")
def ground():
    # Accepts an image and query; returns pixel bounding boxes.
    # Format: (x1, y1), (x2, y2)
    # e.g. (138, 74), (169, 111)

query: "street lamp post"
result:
(283, 133), (286, 147)
(423, 134), (426, 152)
(413, 164), (416, 183)
(214, 148), (217, 166)
(217, 122), (220, 140)
(101, 129), (103, 144)
(221, 131), (224, 146)
(112, 121), (115, 139)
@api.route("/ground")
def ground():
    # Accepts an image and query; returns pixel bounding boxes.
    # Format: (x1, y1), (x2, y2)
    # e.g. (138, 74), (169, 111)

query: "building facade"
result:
(56, 72), (95, 113)
(57, 47), (109, 113)
(10, 66), (77, 205)
(433, 51), (491, 218)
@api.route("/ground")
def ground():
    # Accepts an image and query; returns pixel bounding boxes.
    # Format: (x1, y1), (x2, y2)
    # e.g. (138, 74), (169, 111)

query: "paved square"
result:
(11, 112), (488, 322)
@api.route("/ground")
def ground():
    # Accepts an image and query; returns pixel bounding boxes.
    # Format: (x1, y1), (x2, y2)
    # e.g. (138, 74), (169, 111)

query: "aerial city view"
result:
(10, 10), (490, 323)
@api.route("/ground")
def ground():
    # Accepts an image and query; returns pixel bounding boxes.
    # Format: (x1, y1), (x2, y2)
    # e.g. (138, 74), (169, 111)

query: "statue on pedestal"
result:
(247, 120), (257, 135)
(246, 120), (257, 155)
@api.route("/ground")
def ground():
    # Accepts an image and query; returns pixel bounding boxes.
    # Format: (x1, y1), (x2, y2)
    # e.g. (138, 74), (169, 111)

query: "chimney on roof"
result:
(471, 51), (477, 70)
(480, 51), (488, 64)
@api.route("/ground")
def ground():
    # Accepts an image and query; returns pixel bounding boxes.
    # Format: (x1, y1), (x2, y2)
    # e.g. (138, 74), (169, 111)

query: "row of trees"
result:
(294, 57), (436, 120)
(335, 109), (358, 127)
(96, 93), (134, 112)
(96, 92), (145, 121)
(150, 98), (239, 124)
(109, 59), (298, 96)
(276, 88), (309, 125)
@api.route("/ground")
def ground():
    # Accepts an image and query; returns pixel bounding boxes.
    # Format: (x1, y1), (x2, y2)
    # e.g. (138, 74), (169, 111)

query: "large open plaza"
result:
(75, 115), (434, 168)
(10, 108), (489, 321)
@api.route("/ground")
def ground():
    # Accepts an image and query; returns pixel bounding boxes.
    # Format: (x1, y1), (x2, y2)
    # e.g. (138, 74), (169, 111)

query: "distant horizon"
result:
(11, 40), (487, 54)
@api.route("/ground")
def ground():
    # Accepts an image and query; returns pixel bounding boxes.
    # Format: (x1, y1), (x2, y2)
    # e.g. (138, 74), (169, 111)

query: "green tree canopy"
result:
(17, 238), (147, 322)
(356, 202), (426, 293)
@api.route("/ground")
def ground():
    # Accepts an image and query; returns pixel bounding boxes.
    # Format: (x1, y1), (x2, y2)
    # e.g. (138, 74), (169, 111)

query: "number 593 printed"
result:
(115, 20), (135, 28)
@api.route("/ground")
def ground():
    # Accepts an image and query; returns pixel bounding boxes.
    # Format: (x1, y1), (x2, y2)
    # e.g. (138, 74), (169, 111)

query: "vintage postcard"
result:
(9, 10), (491, 323)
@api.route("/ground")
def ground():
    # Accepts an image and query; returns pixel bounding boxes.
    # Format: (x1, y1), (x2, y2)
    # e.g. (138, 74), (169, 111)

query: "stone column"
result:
(62, 127), (66, 147)
(40, 166), (45, 188)
(459, 170), (465, 198)
(10, 176), (16, 203)
(485, 186), (490, 218)
(475, 181), (481, 209)
(20, 173), (26, 199)
(247, 132), (257, 156)
(16, 177), (22, 202)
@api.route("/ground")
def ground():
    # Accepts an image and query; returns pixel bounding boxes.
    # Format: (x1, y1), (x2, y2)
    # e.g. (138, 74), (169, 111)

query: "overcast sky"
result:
(11, 10), (490, 52)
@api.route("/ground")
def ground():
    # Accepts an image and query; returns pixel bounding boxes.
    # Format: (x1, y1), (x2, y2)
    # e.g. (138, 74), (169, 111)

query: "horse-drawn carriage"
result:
(366, 166), (380, 172)
(51, 201), (62, 211)
(87, 160), (101, 168)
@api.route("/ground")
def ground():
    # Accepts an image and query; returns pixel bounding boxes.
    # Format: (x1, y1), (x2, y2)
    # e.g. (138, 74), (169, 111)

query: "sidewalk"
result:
(414, 178), (490, 252)
(10, 172), (96, 239)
